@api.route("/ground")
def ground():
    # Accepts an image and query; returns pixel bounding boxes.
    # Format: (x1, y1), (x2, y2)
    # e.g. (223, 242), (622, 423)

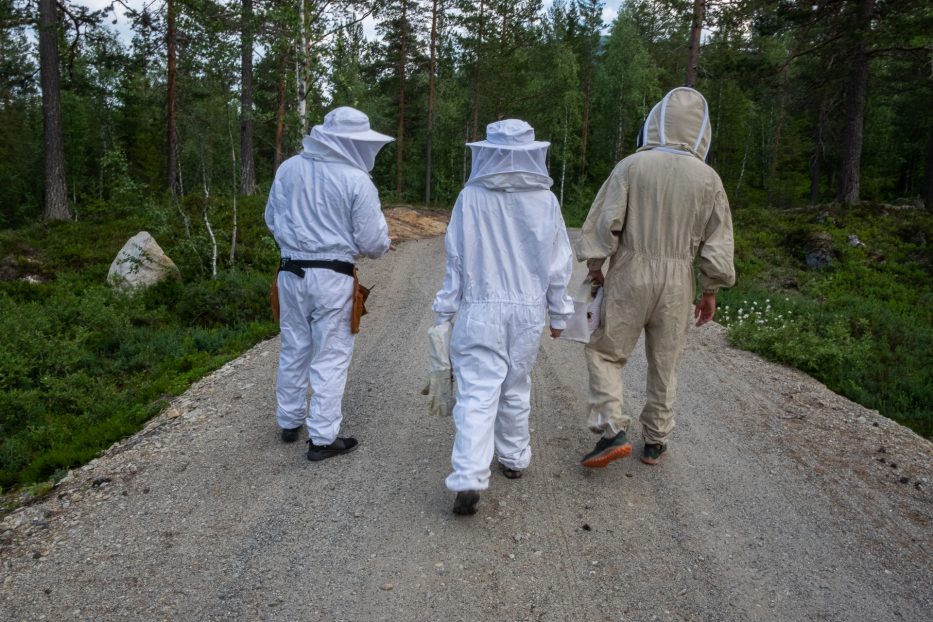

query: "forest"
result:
(1, 0), (930, 224)
(0, 0), (931, 491)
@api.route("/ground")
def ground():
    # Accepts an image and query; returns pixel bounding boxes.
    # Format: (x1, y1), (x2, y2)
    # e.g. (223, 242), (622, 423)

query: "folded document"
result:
(560, 282), (603, 343)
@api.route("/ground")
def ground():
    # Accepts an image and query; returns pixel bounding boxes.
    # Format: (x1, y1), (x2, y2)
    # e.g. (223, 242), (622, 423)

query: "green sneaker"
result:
(581, 431), (632, 468)
(641, 443), (668, 465)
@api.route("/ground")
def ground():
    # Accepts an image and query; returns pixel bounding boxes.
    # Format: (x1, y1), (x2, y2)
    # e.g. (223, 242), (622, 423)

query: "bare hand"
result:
(389, 236), (398, 251)
(694, 292), (716, 326)
(550, 327), (563, 339)
(588, 269), (604, 286)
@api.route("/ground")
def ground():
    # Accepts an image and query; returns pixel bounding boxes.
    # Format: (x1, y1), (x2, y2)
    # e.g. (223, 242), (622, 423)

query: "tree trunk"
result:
(239, 0), (256, 195)
(836, 0), (875, 206)
(469, 0), (485, 141)
(38, 0), (69, 220)
(923, 127), (933, 210)
(296, 1), (307, 133)
(685, 0), (705, 87)
(228, 115), (238, 265)
(425, 0), (439, 204)
(166, 0), (179, 194)
(274, 52), (288, 174)
(580, 60), (592, 167)
(560, 105), (568, 206)
(395, 1), (408, 198)
(810, 95), (829, 204)
(769, 74), (788, 196)
(613, 93), (625, 162)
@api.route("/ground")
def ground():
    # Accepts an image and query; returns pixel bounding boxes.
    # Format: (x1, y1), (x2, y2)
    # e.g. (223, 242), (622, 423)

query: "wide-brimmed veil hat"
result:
(314, 107), (393, 143)
(306, 106), (393, 172)
(465, 119), (552, 184)
(466, 119), (549, 151)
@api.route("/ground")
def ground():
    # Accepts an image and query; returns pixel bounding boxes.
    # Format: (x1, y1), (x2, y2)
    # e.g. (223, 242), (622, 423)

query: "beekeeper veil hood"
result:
(465, 119), (553, 190)
(638, 87), (712, 161)
(303, 106), (394, 172)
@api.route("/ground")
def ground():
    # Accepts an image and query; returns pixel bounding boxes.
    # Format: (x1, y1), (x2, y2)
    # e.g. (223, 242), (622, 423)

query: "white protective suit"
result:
(433, 119), (575, 492)
(265, 107), (393, 445)
(575, 87), (735, 446)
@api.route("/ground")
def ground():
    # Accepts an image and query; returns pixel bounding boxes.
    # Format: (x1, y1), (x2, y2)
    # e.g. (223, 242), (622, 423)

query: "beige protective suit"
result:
(574, 87), (735, 445)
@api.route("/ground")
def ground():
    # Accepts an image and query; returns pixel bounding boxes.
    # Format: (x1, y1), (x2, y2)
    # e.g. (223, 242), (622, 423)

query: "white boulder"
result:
(108, 231), (179, 292)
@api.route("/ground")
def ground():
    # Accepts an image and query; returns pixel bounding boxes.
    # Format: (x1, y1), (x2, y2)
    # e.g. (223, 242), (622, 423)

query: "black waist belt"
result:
(278, 258), (355, 278)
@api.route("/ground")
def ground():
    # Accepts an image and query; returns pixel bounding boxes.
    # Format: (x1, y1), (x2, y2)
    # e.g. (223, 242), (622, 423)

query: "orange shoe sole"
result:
(581, 442), (632, 468)
(640, 452), (666, 465)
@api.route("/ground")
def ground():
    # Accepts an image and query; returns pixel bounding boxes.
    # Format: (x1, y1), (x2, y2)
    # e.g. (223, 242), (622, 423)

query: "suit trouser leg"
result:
(446, 308), (508, 492)
(275, 272), (313, 430)
(494, 369), (532, 471)
(494, 314), (543, 471)
(640, 297), (691, 446)
(305, 272), (355, 446)
(584, 296), (645, 438)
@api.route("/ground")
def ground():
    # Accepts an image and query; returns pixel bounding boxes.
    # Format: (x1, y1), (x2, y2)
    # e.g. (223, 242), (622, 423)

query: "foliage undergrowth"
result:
(0, 195), (279, 490)
(716, 203), (933, 439)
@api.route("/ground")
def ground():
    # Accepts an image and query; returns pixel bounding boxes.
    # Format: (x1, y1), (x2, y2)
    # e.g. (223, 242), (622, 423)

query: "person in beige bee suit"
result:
(574, 87), (735, 468)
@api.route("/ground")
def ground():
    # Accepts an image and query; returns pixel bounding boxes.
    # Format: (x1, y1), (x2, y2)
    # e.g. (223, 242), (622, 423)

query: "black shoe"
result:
(641, 443), (668, 465)
(281, 426), (303, 443)
(499, 464), (523, 479)
(581, 431), (632, 468)
(307, 437), (359, 461)
(452, 491), (480, 515)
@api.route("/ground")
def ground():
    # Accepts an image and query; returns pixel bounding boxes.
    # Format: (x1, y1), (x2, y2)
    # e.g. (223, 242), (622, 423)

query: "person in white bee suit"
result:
(265, 106), (394, 461)
(575, 87), (735, 468)
(433, 119), (575, 515)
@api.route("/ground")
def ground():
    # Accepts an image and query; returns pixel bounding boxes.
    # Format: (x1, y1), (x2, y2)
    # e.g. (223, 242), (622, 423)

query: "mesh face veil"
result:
(467, 145), (550, 181)
(465, 119), (551, 183)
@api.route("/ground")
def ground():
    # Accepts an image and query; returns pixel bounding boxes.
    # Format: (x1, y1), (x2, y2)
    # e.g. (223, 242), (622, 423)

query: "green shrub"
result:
(718, 204), (933, 439)
(0, 196), (278, 489)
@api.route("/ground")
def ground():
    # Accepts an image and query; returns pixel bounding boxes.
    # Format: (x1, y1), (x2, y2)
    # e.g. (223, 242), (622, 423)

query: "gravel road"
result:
(2, 234), (931, 622)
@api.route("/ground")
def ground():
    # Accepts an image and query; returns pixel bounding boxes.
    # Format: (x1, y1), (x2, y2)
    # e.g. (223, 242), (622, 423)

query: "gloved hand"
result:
(426, 322), (455, 416)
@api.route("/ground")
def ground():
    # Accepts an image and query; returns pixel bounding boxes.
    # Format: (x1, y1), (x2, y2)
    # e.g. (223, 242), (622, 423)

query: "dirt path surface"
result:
(2, 232), (931, 622)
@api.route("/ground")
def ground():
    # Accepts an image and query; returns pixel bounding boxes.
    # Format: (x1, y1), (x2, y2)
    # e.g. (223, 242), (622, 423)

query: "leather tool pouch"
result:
(351, 267), (370, 334)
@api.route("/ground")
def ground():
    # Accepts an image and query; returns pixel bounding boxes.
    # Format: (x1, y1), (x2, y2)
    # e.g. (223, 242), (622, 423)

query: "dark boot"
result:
(307, 437), (359, 461)
(452, 491), (480, 516)
(281, 426), (303, 443)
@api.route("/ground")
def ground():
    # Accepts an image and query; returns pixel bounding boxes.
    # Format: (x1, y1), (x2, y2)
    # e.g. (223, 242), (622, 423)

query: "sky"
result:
(84, 0), (626, 43)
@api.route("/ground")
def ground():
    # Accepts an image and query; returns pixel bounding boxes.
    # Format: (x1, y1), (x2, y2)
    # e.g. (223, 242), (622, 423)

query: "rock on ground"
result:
(107, 231), (179, 292)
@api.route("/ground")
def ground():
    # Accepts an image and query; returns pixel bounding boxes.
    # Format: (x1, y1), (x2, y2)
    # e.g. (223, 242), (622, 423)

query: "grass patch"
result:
(0, 195), (279, 490)
(717, 203), (933, 439)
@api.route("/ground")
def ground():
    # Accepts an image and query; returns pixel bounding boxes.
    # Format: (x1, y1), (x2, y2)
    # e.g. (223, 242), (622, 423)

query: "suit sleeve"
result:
(351, 179), (391, 258)
(546, 201), (576, 329)
(431, 195), (464, 324)
(698, 182), (736, 293)
(264, 166), (288, 238)
(574, 163), (628, 268)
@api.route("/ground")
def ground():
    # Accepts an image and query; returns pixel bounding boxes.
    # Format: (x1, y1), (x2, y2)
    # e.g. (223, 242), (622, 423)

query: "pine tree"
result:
(376, 0), (428, 198)
(38, 0), (70, 219)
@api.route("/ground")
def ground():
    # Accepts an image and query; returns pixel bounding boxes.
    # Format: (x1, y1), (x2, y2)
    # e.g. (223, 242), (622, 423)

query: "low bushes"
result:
(0, 195), (278, 490)
(717, 203), (933, 439)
